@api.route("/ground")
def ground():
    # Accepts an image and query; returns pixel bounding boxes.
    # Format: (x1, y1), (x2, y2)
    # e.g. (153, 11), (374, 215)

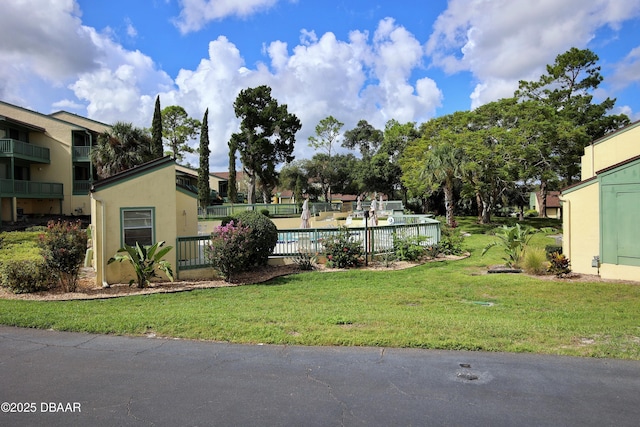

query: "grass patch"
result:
(0, 218), (639, 359)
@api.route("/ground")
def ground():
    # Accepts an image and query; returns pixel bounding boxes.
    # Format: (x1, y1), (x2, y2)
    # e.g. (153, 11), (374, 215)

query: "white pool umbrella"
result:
(300, 199), (311, 228)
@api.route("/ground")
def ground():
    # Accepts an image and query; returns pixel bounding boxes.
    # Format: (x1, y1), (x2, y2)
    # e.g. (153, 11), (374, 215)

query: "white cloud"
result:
(125, 18), (138, 38)
(173, 0), (280, 34)
(69, 26), (174, 125)
(0, 0), (98, 80)
(52, 99), (85, 110)
(426, 0), (640, 109)
(299, 29), (318, 46)
(0, 2), (441, 170)
(128, 19), (441, 170)
(610, 45), (640, 91)
(615, 105), (640, 122)
(0, 0), (98, 105)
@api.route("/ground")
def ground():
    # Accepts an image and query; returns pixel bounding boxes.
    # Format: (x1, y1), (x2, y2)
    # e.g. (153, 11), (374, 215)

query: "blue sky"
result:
(1, 0), (639, 170)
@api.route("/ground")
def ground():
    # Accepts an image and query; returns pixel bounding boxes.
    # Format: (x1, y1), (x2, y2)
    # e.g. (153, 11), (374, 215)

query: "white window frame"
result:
(121, 207), (155, 247)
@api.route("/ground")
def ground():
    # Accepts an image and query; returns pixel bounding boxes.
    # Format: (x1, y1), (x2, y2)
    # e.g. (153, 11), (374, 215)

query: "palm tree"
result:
(91, 122), (155, 179)
(420, 137), (465, 228)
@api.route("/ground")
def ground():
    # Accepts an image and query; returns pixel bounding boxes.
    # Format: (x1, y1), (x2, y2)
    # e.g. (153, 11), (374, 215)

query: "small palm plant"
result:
(482, 223), (534, 268)
(108, 241), (174, 288)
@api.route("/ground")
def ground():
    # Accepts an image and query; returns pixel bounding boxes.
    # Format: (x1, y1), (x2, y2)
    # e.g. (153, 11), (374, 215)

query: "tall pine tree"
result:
(198, 109), (211, 209)
(151, 95), (163, 158)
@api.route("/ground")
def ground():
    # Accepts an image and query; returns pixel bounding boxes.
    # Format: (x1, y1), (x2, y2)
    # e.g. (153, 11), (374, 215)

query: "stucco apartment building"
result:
(0, 100), (109, 224)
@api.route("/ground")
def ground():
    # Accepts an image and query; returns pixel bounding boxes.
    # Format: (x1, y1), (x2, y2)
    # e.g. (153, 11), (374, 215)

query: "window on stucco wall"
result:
(121, 208), (155, 247)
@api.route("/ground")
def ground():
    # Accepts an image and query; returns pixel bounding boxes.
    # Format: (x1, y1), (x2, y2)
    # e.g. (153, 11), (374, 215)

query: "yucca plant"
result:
(482, 223), (534, 268)
(108, 241), (174, 288)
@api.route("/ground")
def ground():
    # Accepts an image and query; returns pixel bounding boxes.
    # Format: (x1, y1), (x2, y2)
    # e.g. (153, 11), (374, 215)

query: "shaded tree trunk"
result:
(475, 191), (483, 223)
(539, 180), (548, 218)
(246, 169), (257, 205)
(444, 177), (455, 227)
(481, 198), (491, 224)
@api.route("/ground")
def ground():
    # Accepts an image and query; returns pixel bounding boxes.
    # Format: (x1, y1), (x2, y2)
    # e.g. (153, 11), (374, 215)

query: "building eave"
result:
(91, 156), (175, 192)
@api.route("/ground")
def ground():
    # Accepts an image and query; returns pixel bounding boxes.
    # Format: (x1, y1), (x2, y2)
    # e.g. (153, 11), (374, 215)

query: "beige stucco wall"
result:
(599, 264), (640, 282)
(562, 181), (600, 275)
(544, 207), (561, 219)
(91, 163), (187, 285)
(581, 122), (640, 180)
(176, 188), (198, 237)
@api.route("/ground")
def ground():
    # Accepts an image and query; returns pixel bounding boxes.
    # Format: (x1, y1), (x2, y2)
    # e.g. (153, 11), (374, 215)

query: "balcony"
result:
(0, 179), (63, 199)
(0, 138), (50, 163)
(73, 180), (92, 195)
(73, 146), (91, 162)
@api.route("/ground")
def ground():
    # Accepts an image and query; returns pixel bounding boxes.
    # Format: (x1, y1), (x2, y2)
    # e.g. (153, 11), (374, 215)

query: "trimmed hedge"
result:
(0, 259), (50, 294)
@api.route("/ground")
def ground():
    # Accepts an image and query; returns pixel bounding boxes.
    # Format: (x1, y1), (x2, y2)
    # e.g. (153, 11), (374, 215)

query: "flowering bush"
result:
(322, 227), (363, 269)
(38, 220), (87, 292)
(206, 221), (253, 281)
(222, 211), (278, 267)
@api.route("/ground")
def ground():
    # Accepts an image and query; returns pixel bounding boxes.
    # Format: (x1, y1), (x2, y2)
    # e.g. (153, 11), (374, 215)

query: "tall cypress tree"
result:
(151, 95), (163, 158)
(198, 109), (211, 209)
(227, 138), (238, 203)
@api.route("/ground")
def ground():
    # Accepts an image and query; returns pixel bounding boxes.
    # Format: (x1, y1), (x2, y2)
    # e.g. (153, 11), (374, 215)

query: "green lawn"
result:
(1, 218), (639, 359)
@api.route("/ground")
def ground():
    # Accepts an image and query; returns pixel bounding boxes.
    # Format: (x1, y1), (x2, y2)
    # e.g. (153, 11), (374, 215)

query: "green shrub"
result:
(523, 248), (548, 275)
(439, 224), (465, 255)
(223, 211), (278, 268)
(545, 245), (563, 258)
(0, 231), (41, 246)
(38, 220), (87, 292)
(289, 249), (318, 271)
(24, 225), (47, 232)
(548, 252), (571, 277)
(525, 209), (538, 218)
(0, 259), (50, 294)
(322, 227), (363, 268)
(374, 251), (396, 268)
(424, 244), (440, 259)
(393, 233), (427, 261)
(220, 215), (236, 225)
(260, 208), (271, 217)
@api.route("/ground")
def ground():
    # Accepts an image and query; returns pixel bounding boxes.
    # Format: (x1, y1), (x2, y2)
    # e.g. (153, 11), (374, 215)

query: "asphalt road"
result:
(1, 325), (639, 426)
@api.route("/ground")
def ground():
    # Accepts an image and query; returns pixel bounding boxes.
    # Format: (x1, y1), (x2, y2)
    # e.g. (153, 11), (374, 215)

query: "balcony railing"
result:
(73, 146), (91, 161)
(73, 180), (92, 195)
(0, 179), (63, 198)
(0, 139), (50, 163)
(198, 202), (343, 219)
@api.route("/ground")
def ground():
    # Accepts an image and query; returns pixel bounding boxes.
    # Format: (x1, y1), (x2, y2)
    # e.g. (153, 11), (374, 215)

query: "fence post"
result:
(363, 211), (370, 265)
